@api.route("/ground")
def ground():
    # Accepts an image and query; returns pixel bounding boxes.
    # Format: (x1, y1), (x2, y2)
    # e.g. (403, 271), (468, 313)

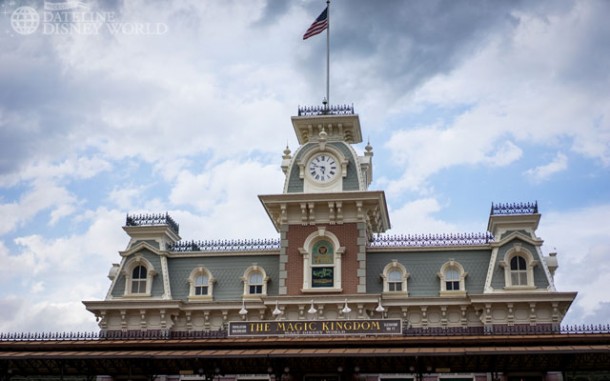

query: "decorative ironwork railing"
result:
(1, 324), (609, 341)
(491, 201), (538, 216)
(0, 330), (227, 341)
(125, 213), (179, 235)
(368, 232), (494, 248)
(169, 238), (281, 252)
(297, 104), (354, 116)
(403, 324), (610, 336)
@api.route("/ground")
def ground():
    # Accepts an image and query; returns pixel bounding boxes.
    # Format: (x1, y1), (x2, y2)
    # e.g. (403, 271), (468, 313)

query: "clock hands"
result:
(309, 155), (337, 181)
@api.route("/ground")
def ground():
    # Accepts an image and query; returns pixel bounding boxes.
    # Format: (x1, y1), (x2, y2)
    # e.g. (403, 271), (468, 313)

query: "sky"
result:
(0, 0), (609, 332)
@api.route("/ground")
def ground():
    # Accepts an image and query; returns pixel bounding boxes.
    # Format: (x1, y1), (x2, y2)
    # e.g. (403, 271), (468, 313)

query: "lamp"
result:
(375, 298), (385, 316)
(272, 301), (282, 318)
(308, 300), (317, 315)
(239, 300), (248, 316)
(341, 299), (352, 315)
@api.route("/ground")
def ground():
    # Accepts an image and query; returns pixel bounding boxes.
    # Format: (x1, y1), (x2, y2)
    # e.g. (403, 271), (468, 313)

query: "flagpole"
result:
(326, 0), (330, 110)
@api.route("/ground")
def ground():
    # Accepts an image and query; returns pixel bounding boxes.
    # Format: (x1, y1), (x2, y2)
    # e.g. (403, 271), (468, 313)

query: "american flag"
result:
(303, 7), (328, 40)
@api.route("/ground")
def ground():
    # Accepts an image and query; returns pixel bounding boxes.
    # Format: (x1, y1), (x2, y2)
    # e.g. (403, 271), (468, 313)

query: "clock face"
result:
(308, 154), (338, 182)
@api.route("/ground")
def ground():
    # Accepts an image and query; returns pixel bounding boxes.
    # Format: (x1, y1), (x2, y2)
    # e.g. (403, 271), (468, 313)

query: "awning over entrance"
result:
(1, 332), (609, 378)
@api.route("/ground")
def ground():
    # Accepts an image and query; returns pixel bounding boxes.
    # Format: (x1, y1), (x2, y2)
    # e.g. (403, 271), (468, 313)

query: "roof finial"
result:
(319, 126), (328, 141)
(282, 143), (291, 159)
(365, 138), (373, 156)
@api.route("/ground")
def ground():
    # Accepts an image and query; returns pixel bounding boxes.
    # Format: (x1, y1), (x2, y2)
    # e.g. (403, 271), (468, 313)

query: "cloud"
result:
(0, 207), (125, 332)
(0, 0), (609, 333)
(383, 122), (523, 196)
(380, 0), (610, 196)
(387, 197), (460, 235)
(0, 179), (78, 235)
(537, 203), (610, 324)
(169, 159), (284, 240)
(524, 152), (568, 183)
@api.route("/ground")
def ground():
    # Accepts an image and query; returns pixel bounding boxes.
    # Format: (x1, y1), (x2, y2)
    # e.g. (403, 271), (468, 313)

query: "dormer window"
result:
(195, 274), (209, 295)
(438, 260), (467, 297)
(500, 243), (539, 289)
(249, 271), (263, 294)
(510, 256), (528, 286)
(242, 265), (269, 299)
(387, 269), (403, 291)
(188, 267), (215, 301)
(445, 268), (460, 290)
(123, 256), (156, 297)
(131, 266), (147, 294)
(381, 260), (409, 295)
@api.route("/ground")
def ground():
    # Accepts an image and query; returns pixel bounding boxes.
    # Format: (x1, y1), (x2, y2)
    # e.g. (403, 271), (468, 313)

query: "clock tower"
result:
(259, 104), (390, 296)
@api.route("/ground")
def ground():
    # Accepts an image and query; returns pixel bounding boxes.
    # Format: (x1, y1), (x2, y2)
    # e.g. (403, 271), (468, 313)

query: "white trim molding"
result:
(242, 264), (270, 300)
(187, 266), (216, 301)
(300, 227), (345, 293)
(438, 259), (468, 297)
(380, 260), (409, 296)
(499, 243), (539, 290)
(122, 255), (157, 297)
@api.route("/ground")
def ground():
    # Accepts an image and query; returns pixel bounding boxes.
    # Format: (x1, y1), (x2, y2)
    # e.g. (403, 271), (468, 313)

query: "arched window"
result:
(188, 267), (215, 301)
(438, 260), (467, 296)
(500, 243), (539, 289)
(299, 228), (345, 293)
(387, 269), (403, 291)
(242, 265), (269, 299)
(123, 255), (156, 296)
(510, 256), (527, 286)
(131, 265), (147, 294)
(381, 260), (409, 295)
(311, 240), (334, 288)
(195, 274), (209, 295)
(249, 271), (263, 294)
(445, 268), (460, 290)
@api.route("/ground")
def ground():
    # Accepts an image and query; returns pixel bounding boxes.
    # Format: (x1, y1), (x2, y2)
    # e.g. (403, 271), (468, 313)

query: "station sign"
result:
(228, 319), (402, 337)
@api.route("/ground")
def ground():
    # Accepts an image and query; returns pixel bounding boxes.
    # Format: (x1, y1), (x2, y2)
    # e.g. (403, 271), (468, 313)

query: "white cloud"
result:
(384, 2), (610, 194)
(537, 203), (610, 323)
(0, 208), (125, 332)
(19, 156), (112, 183)
(383, 122), (523, 196)
(0, 179), (78, 235)
(169, 159), (284, 240)
(524, 152), (568, 183)
(1, 1), (609, 333)
(108, 184), (150, 211)
(387, 198), (460, 235)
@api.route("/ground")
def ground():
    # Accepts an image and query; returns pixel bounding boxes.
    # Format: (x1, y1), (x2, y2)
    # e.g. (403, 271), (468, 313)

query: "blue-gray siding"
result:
(490, 239), (549, 290)
(167, 255), (280, 301)
(111, 249), (164, 297)
(366, 250), (492, 296)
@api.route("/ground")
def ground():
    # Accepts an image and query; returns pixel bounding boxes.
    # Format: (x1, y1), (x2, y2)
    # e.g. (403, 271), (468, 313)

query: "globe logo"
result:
(11, 6), (40, 35)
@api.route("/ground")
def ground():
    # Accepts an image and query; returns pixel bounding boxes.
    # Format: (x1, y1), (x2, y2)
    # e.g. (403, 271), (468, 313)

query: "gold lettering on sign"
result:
(229, 319), (401, 337)
(248, 322), (271, 332)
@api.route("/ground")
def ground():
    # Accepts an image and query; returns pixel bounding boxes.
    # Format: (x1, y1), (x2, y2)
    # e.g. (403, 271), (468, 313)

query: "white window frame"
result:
(380, 260), (409, 296)
(123, 255), (156, 297)
(299, 227), (345, 293)
(187, 266), (215, 301)
(438, 260), (467, 297)
(242, 264), (270, 299)
(499, 243), (538, 289)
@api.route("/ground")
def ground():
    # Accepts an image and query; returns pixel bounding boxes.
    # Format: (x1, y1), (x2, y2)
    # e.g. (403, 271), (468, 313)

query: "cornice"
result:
(490, 230), (544, 247)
